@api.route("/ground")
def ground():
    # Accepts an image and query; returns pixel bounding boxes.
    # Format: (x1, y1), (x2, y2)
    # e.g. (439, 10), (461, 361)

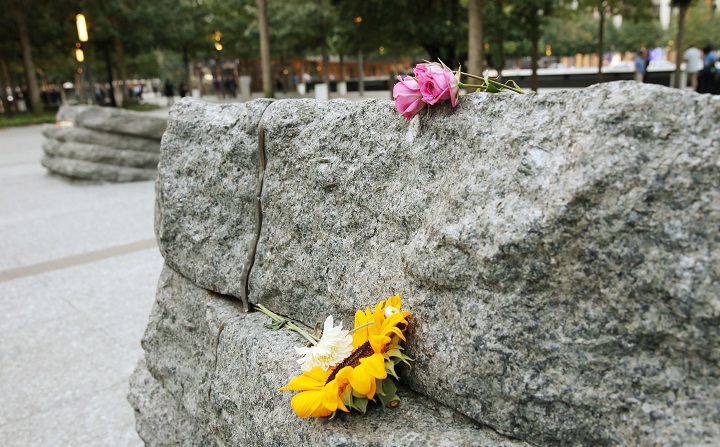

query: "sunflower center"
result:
(325, 341), (374, 384)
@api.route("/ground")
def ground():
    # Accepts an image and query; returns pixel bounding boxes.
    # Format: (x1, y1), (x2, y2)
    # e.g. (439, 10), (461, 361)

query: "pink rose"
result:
(413, 63), (444, 77)
(417, 68), (459, 107)
(393, 75), (426, 121)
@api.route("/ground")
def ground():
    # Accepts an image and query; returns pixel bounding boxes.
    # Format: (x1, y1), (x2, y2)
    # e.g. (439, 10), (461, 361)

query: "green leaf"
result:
(385, 359), (400, 380)
(264, 320), (287, 330)
(377, 379), (400, 408)
(340, 385), (354, 409)
(352, 388), (366, 399)
(351, 396), (369, 413)
(486, 83), (501, 93)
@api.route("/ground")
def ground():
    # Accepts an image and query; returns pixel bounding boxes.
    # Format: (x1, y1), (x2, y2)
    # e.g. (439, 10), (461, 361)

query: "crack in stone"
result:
(239, 101), (276, 312)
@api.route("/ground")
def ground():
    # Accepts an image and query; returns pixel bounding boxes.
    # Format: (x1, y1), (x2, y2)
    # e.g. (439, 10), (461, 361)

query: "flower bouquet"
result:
(393, 61), (524, 121)
(255, 295), (412, 418)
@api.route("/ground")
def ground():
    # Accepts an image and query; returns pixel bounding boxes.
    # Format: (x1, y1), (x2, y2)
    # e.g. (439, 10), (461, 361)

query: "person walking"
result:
(634, 50), (647, 83)
(164, 80), (174, 106)
(683, 43), (702, 91)
(698, 45), (718, 94)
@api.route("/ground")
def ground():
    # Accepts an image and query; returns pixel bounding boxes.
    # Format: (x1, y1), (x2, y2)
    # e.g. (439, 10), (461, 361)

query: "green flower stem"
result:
(456, 71), (525, 95)
(253, 303), (320, 345)
(456, 71), (493, 82)
(487, 78), (525, 94)
(348, 321), (375, 334)
(459, 83), (486, 89)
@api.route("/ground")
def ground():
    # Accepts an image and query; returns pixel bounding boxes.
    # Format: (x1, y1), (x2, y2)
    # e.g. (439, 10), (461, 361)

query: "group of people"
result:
(635, 44), (719, 94)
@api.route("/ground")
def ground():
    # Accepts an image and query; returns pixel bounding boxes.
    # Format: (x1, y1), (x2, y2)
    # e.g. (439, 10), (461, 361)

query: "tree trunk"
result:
(256, 0), (274, 98)
(597, 1), (605, 83)
(12, 0), (43, 114)
(113, 36), (129, 105)
(530, 31), (539, 92)
(358, 51), (365, 96)
(0, 58), (13, 116)
(321, 50), (330, 85)
(182, 44), (191, 95)
(339, 55), (345, 82)
(103, 42), (117, 107)
(468, 0), (484, 75)
(673, 2), (689, 89)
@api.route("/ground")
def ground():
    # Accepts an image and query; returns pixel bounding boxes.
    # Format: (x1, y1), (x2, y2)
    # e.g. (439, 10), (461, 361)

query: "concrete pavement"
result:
(0, 124), (162, 446)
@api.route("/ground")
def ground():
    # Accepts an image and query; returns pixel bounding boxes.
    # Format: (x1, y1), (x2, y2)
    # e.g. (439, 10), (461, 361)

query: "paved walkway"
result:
(0, 125), (162, 446)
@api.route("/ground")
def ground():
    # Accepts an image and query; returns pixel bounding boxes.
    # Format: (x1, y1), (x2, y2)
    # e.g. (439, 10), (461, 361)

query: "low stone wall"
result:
(41, 105), (166, 182)
(131, 82), (720, 446)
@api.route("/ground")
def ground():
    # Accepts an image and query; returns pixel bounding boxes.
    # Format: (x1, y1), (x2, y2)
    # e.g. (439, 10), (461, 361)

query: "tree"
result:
(673, 0), (694, 88)
(543, 14), (598, 58)
(606, 17), (664, 52)
(256, 0), (273, 97)
(572, 0), (655, 82)
(11, 0), (43, 114)
(509, 0), (557, 91)
(467, 0), (484, 75)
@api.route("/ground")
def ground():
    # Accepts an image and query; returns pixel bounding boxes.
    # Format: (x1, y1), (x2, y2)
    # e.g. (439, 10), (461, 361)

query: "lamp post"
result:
(76, 14), (95, 103)
(75, 43), (86, 103)
(672, 0), (692, 89)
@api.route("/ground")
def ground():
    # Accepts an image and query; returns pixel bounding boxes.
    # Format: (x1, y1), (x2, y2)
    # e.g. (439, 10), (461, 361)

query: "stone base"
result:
(129, 265), (531, 447)
(41, 155), (157, 182)
(41, 105), (165, 182)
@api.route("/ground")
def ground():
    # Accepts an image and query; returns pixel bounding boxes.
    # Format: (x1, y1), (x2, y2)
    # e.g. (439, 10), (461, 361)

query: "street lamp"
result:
(75, 13), (94, 103)
(76, 14), (88, 42)
(75, 45), (85, 63)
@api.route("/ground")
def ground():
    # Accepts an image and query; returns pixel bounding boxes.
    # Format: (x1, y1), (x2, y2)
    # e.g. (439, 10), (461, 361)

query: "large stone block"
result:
(154, 98), (272, 298)
(249, 82), (720, 445)
(128, 359), (216, 447)
(43, 125), (160, 153)
(148, 82), (720, 445)
(73, 106), (167, 139)
(42, 140), (159, 169)
(41, 155), (157, 182)
(131, 265), (531, 447)
(42, 105), (165, 182)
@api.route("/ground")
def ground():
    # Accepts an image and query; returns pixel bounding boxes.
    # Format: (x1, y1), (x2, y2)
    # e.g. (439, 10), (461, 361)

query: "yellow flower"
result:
(347, 294), (411, 399)
(279, 294), (412, 417)
(279, 365), (352, 418)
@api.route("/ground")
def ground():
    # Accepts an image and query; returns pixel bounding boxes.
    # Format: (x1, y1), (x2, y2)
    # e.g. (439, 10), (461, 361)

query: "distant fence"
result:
(338, 65), (682, 92)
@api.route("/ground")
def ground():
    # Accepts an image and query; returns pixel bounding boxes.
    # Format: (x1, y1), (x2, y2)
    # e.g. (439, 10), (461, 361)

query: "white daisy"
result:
(296, 315), (353, 372)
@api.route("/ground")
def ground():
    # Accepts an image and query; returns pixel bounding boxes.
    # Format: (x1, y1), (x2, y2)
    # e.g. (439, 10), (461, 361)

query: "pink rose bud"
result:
(393, 75), (426, 121)
(418, 68), (459, 107)
(413, 63), (445, 77)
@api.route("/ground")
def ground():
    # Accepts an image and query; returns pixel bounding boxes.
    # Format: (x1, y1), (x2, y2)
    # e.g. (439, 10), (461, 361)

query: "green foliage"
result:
(543, 14), (598, 56)
(607, 18), (665, 52)
(669, 1), (720, 49)
(0, 111), (56, 128)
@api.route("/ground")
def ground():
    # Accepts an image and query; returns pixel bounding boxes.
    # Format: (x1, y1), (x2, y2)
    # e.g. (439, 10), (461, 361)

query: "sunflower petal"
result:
(291, 390), (323, 418)
(348, 365), (374, 396)
(321, 379), (339, 412)
(334, 365), (354, 382)
(387, 294), (402, 309)
(279, 373), (325, 391)
(353, 310), (369, 348)
(311, 405), (333, 418)
(361, 353), (388, 379)
(369, 334), (391, 353)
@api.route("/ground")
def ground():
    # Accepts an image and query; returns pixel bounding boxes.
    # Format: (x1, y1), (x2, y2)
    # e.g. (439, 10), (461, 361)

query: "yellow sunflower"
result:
(279, 294), (412, 418)
(347, 294), (411, 398)
(279, 365), (352, 418)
